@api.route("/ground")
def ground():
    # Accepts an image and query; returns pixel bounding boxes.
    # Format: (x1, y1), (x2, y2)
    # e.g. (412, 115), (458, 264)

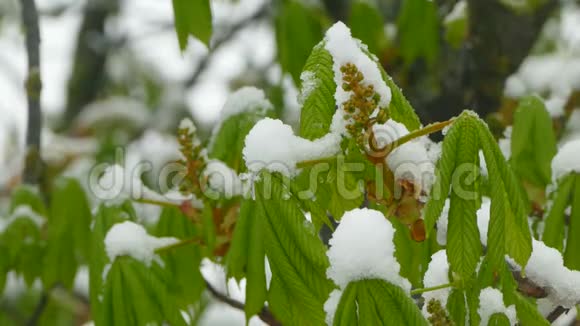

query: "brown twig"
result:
(204, 278), (281, 326)
(546, 306), (569, 323)
(20, 0), (44, 185)
(185, 3), (270, 88)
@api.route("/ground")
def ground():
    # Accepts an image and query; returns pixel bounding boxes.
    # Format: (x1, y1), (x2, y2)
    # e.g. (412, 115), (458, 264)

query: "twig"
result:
(204, 278), (281, 326)
(410, 282), (457, 296)
(185, 3), (270, 88)
(155, 237), (203, 254)
(20, 0), (44, 185)
(26, 290), (49, 326)
(546, 306), (569, 323)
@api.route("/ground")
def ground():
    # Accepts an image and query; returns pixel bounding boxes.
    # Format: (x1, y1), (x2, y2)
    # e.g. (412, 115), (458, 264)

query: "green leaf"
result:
(43, 178), (92, 289)
(349, 0), (386, 56)
(477, 118), (532, 269)
(268, 273), (317, 325)
(102, 257), (187, 326)
(171, 0), (212, 49)
(510, 95), (557, 187)
(326, 160), (364, 219)
(255, 173), (332, 324)
(209, 108), (272, 172)
(333, 284), (358, 326)
(397, 0), (439, 65)
(9, 184), (46, 216)
(243, 201), (268, 319)
(487, 313), (511, 326)
(542, 174), (574, 251)
(511, 291), (550, 326)
(444, 2), (468, 48)
(564, 174), (580, 270)
(334, 280), (428, 325)
(423, 114), (461, 235)
(153, 207), (204, 308)
(299, 42), (337, 140)
(89, 202), (136, 326)
(276, 1), (324, 85)
(447, 116), (482, 279)
(392, 217), (435, 288)
(447, 289), (467, 326)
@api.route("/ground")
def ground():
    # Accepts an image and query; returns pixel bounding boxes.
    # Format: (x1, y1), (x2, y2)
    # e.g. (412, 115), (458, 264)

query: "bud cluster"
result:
(177, 119), (206, 199)
(426, 299), (454, 326)
(340, 63), (388, 145)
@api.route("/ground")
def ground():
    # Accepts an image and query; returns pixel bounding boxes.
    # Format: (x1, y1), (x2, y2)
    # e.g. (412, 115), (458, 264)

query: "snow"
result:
(179, 118), (197, 133)
(323, 289), (342, 326)
(478, 287), (517, 325)
(298, 70), (318, 105)
(476, 197), (491, 246)
(243, 118), (341, 177)
(436, 200), (450, 246)
(326, 208), (411, 292)
(202, 160), (243, 198)
(104, 221), (178, 267)
(93, 164), (189, 205)
(1, 271), (42, 299)
(324, 22), (391, 113)
(421, 250), (450, 318)
(444, 0), (467, 24)
(41, 128), (98, 164)
(74, 266), (90, 298)
(510, 239), (580, 308)
(74, 96), (150, 130)
(552, 139), (580, 181)
(0, 205), (45, 233)
(498, 126), (512, 160)
(208, 87), (273, 148)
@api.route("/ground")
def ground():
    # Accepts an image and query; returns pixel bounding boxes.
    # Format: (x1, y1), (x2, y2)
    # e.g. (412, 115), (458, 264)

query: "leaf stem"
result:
(295, 156), (335, 169)
(155, 237), (202, 254)
(410, 282), (456, 296)
(134, 198), (180, 208)
(388, 119), (455, 153)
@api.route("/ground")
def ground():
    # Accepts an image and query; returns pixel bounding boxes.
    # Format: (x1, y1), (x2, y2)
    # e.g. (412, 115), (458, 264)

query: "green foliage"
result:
(101, 256), (187, 326)
(43, 178), (92, 289)
(299, 42), (337, 140)
(153, 207), (204, 309)
(477, 117), (533, 270)
(487, 313), (511, 326)
(89, 202), (138, 326)
(255, 173), (333, 324)
(209, 107), (272, 172)
(543, 174), (574, 251)
(225, 199), (267, 320)
(510, 95), (557, 187)
(333, 279), (428, 325)
(349, 0), (386, 56)
(171, 0), (212, 49)
(276, 0), (324, 85)
(397, 0), (440, 65)
(564, 175), (580, 269)
(445, 115), (482, 279)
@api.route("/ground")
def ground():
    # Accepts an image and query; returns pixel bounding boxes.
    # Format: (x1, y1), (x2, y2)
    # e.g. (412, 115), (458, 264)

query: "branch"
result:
(20, 0), (44, 185)
(26, 290), (49, 326)
(546, 306), (569, 323)
(204, 278), (281, 326)
(185, 3), (270, 88)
